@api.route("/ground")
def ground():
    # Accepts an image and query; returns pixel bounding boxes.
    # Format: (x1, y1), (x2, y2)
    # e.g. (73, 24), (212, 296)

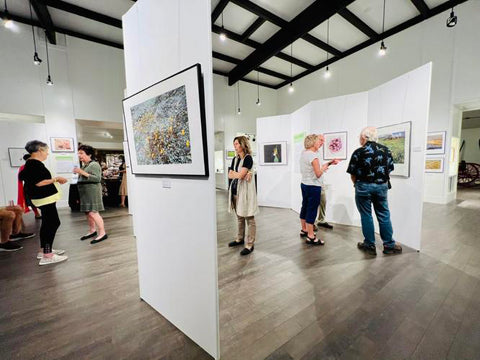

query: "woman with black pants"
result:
(19, 140), (68, 265)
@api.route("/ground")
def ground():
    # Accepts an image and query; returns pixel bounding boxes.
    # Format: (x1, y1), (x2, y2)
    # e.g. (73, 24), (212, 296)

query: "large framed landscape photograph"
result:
(122, 64), (208, 177)
(377, 121), (411, 178)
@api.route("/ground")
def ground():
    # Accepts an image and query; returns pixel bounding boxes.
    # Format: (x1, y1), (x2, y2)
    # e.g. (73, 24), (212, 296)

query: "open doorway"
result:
(458, 109), (480, 190)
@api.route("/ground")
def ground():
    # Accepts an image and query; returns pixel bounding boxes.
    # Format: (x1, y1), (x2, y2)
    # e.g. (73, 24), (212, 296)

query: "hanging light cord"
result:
(4, 0), (8, 11)
(326, 18), (330, 61)
(221, 12), (224, 28)
(290, 44), (293, 79)
(237, 82), (240, 111)
(29, 2), (38, 51)
(257, 71), (260, 99)
(45, 32), (51, 75)
(382, 0), (386, 35)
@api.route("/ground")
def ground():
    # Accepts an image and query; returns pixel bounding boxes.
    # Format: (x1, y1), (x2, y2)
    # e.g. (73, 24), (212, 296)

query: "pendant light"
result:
(29, 1), (42, 65)
(2, 0), (13, 29)
(446, 7), (457, 28)
(288, 44), (294, 93)
(237, 82), (241, 114)
(219, 12), (227, 41)
(324, 18), (331, 79)
(379, 0), (387, 56)
(45, 33), (53, 86)
(256, 71), (261, 106)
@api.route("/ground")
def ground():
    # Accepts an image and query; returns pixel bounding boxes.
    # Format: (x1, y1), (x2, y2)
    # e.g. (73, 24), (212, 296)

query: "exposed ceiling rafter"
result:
(240, 17), (265, 41)
(30, 0), (56, 44)
(212, 0), (230, 23)
(410, 0), (430, 17)
(213, 69), (276, 89)
(338, 8), (378, 38)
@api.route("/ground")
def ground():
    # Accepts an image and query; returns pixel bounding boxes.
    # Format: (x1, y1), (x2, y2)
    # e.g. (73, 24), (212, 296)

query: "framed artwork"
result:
(425, 157), (444, 173)
(8, 147), (29, 167)
(225, 150), (236, 159)
(377, 121), (411, 178)
(449, 137), (460, 176)
(50, 137), (74, 152)
(260, 141), (287, 166)
(122, 64), (208, 177)
(323, 131), (348, 160)
(426, 131), (446, 155)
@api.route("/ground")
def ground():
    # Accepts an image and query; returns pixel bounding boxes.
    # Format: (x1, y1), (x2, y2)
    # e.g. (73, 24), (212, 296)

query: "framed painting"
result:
(50, 137), (74, 152)
(122, 64), (208, 177)
(260, 141), (287, 166)
(8, 147), (29, 167)
(426, 131), (446, 155)
(425, 157), (444, 173)
(323, 131), (348, 160)
(377, 121), (411, 178)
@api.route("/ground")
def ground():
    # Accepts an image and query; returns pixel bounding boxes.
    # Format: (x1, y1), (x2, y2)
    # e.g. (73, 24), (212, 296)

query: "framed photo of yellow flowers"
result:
(122, 64), (208, 177)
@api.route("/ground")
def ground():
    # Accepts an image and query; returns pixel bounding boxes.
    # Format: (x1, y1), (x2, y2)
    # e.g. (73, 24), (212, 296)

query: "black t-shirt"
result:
(347, 141), (394, 183)
(230, 155), (253, 195)
(19, 159), (58, 199)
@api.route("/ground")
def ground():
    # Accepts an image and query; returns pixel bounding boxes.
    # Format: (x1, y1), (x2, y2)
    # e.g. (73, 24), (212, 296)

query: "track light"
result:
(288, 83), (294, 93)
(3, 0), (13, 29)
(236, 82), (241, 114)
(46, 75), (53, 86)
(288, 44), (294, 94)
(256, 99), (261, 106)
(33, 52), (42, 65)
(324, 19), (332, 79)
(45, 32), (53, 86)
(256, 71), (261, 106)
(237, 108), (241, 115)
(219, 12), (227, 41)
(446, 8), (457, 28)
(324, 66), (331, 79)
(30, 2), (42, 65)
(379, 41), (387, 56)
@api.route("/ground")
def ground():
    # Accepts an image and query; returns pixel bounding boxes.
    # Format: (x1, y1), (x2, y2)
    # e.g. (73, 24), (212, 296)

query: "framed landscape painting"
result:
(425, 157), (444, 173)
(260, 141), (287, 166)
(323, 131), (348, 160)
(50, 137), (74, 152)
(377, 121), (411, 178)
(122, 64), (208, 177)
(426, 131), (446, 155)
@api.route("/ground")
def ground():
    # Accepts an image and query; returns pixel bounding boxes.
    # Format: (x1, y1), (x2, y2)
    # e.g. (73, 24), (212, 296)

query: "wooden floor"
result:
(1, 188), (479, 359)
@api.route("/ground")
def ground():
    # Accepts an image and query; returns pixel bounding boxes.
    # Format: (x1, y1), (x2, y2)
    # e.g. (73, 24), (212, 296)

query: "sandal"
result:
(300, 230), (308, 237)
(306, 235), (325, 246)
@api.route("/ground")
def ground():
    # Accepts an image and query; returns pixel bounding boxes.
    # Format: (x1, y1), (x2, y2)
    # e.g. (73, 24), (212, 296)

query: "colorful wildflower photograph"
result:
(323, 131), (348, 160)
(130, 85), (192, 165)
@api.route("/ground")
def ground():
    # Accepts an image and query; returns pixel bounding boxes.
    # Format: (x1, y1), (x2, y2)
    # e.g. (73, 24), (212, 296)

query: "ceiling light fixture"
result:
(219, 12), (227, 41)
(2, 0), (13, 29)
(29, 1), (42, 65)
(45, 32), (53, 86)
(288, 44), (294, 93)
(379, 0), (387, 56)
(256, 71), (261, 106)
(237, 82), (241, 115)
(446, 7), (457, 28)
(324, 18), (331, 79)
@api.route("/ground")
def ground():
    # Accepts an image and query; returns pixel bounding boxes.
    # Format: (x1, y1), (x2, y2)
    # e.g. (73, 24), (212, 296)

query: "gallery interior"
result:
(1, 0), (479, 359)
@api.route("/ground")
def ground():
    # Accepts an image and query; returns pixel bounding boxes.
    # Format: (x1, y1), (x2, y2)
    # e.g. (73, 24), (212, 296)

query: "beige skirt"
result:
(119, 176), (127, 196)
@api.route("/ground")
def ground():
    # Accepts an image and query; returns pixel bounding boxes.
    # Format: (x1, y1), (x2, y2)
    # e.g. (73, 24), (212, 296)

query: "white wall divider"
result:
(256, 115), (292, 208)
(122, 1), (219, 358)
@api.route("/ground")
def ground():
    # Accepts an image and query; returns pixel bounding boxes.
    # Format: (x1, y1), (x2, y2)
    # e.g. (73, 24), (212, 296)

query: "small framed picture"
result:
(8, 148), (29, 167)
(426, 131), (446, 155)
(50, 137), (75, 152)
(225, 149), (236, 159)
(425, 157), (444, 173)
(323, 131), (348, 160)
(260, 141), (287, 166)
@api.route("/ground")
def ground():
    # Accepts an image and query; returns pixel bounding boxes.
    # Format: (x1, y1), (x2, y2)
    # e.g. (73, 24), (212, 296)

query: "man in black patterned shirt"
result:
(347, 127), (402, 256)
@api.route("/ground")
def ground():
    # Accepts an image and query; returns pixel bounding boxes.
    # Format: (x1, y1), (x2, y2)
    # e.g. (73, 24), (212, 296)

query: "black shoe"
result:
(357, 242), (377, 255)
(9, 232), (35, 241)
(90, 234), (108, 244)
(383, 244), (402, 254)
(228, 239), (244, 247)
(306, 236), (325, 246)
(35, 216), (42, 220)
(317, 222), (333, 229)
(240, 246), (254, 255)
(81, 231), (97, 240)
(0, 241), (23, 252)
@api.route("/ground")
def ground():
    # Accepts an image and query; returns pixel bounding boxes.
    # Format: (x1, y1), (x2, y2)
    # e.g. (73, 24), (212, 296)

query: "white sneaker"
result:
(36, 249), (66, 259)
(38, 254), (68, 266)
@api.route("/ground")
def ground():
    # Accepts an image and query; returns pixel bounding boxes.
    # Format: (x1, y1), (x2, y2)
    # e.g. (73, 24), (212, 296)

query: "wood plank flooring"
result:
(1, 188), (479, 359)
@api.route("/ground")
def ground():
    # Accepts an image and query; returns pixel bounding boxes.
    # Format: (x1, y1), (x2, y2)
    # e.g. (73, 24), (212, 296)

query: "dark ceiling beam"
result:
(212, 0), (230, 23)
(274, 0), (469, 89)
(213, 69), (278, 89)
(228, 0), (354, 85)
(30, 0), (56, 44)
(410, 0), (430, 17)
(213, 51), (290, 80)
(230, 0), (342, 56)
(338, 8), (377, 38)
(40, 0), (122, 28)
(212, 24), (313, 69)
(240, 17), (265, 41)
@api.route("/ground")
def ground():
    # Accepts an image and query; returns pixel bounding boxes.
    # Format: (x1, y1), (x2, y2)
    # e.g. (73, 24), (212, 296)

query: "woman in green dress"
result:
(73, 145), (108, 244)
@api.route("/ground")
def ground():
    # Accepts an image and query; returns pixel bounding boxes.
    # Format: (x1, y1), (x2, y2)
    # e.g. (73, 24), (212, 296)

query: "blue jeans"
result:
(354, 182), (395, 248)
(300, 184), (321, 224)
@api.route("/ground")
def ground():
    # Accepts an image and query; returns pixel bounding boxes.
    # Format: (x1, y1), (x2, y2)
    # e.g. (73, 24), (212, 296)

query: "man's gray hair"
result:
(360, 127), (378, 142)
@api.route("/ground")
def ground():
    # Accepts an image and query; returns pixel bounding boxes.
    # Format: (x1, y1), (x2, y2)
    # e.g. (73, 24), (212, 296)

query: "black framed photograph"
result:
(122, 64), (208, 177)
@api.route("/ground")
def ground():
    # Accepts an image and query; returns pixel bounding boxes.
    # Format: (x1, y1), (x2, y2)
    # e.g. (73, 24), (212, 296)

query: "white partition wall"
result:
(257, 64), (432, 251)
(122, 1), (219, 358)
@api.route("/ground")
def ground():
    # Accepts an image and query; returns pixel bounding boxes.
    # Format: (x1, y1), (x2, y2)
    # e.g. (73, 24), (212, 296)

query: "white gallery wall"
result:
(122, 0), (219, 358)
(257, 64), (432, 251)
(275, 0), (480, 204)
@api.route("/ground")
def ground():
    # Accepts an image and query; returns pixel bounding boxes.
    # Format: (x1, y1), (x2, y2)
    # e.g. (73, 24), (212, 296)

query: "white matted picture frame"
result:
(425, 156), (444, 173)
(225, 149), (235, 159)
(426, 131), (446, 155)
(377, 121), (412, 178)
(50, 137), (75, 152)
(8, 147), (29, 167)
(323, 131), (348, 160)
(260, 141), (287, 166)
(122, 64), (208, 177)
